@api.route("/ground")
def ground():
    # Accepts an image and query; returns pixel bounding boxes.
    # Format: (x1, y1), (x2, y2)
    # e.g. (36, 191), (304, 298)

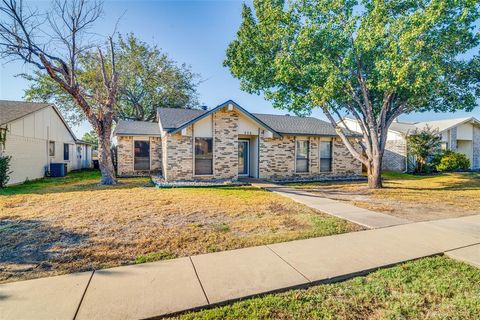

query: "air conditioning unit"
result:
(50, 163), (67, 177)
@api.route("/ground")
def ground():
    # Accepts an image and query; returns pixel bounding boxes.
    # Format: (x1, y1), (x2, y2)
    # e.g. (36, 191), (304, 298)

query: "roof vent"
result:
(201, 105), (208, 111)
(285, 114), (290, 116)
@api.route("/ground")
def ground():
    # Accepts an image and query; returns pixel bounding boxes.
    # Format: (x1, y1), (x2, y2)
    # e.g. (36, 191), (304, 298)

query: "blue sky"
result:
(0, 0), (478, 137)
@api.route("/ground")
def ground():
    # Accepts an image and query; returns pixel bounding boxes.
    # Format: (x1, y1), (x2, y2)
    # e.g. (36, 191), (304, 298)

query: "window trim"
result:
(194, 137), (214, 176)
(295, 138), (310, 174)
(319, 139), (333, 173)
(49, 141), (55, 157)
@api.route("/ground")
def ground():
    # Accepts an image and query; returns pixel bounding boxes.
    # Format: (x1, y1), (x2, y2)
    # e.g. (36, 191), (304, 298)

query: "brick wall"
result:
(164, 128), (193, 181)
(259, 135), (362, 180)
(382, 139), (407, 172)
(213, 108), (239, 179)
(117, 136), (162, 176)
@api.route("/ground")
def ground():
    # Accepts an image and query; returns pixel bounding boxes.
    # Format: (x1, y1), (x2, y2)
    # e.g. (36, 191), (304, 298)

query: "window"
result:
(49, 141), (55, 156)
(295, 140), (309, 173)
(63, 144), (69, 161)
(195, 138), (213, 175)
(134, 141), (150, 171)
(441, 142), (448, 151)
(320, 140), (333, 172)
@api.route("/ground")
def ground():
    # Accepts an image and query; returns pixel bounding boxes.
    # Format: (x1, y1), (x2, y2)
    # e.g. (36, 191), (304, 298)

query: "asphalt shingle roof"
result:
(157, 108), (207, 130)
(116, 106), (348, 137)
(114, 120), (161, 136)
(252, 113), (339, 136)
(0, 100), (51, 126)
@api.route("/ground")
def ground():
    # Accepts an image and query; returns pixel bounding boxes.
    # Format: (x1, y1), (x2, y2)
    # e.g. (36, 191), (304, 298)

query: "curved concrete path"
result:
(1, 215), (479, 320)
(249, 180), (409, 228)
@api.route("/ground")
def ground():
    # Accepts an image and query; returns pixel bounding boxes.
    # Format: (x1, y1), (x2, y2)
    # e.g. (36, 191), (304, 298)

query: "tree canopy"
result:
(225, 0), (479, 187)
(23, 33), (200, 125)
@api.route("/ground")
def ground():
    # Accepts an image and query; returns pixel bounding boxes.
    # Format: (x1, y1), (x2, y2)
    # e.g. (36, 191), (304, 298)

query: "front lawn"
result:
(175, 256), (480, 319)
(289, 172), (480, 222)
(0, 170), (360, 283)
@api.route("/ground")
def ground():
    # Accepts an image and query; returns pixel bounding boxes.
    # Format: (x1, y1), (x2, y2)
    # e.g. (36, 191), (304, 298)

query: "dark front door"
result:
(238, 140), (249, 176)
(134, 140), (150, 171)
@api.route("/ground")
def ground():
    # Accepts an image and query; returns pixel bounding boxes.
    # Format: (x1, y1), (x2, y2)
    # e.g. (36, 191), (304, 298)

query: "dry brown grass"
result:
(0, 171), (360, 283)
(290, 172), (480, 222)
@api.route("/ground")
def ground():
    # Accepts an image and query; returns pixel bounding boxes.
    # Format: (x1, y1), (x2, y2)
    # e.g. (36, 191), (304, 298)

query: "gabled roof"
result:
(0, 100), (51, 126)
(389, 121), (418, 134)
(159, 100), (281, 137)
(113, 119), (161, 136)
(415, 117), (479, 132)
(252, 113), (340, 136)
(0, 100), (79, 140)
(157, 108), (207, 131)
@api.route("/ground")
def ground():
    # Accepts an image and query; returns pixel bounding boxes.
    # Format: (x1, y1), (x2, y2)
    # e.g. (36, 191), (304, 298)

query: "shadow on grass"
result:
(0, 169), (153, 196)
(0, 219), (88, 282)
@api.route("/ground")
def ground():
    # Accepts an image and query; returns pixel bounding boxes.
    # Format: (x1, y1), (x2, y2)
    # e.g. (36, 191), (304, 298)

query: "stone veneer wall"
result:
(382, 139), (407, 172)
(473, 126), (480, 170)
(163, 128), (193, 181)
(259, 134), (362, 180)
(332, 138), (363, 175)
(117, 136), (162, 176)
(449, 128), (458, 151)
(213, 108), (239, 179)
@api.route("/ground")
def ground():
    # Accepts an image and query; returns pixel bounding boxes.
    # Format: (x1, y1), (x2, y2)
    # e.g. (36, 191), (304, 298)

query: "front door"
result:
(134, 140), (150, 171)
(238, 140), (249, 176)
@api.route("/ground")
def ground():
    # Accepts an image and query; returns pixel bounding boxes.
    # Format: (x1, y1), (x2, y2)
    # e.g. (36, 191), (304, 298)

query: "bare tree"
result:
(0, 0), (118, 184)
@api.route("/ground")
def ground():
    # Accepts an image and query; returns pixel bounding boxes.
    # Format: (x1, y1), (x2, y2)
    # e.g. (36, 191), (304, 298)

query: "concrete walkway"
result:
(1, 215), (479, 320)
(248, 180), (409, 228)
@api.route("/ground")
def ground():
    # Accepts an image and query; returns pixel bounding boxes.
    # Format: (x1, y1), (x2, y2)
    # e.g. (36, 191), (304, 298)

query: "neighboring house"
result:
(342, 116), (480, 172)
(114, 100), (362, 182)
(0, 100), (93, 185)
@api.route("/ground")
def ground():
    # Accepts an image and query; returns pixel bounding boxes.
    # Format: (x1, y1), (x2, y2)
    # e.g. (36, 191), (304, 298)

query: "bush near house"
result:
(433, 151), (470, 172)
(0, 155), (12, 187)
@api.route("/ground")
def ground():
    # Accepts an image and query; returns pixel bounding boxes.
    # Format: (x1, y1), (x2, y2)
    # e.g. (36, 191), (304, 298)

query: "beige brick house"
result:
(114, 100), (362, 182)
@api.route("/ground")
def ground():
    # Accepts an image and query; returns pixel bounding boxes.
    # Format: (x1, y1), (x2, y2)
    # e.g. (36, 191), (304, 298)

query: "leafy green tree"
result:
(225, 0), (480, 188)
(81, 130), (99, 150)
(1, 0), (119, 185)
(407, 126), (441, 174)
(116, 34), (200, 121)
(23, 33), (200, 125)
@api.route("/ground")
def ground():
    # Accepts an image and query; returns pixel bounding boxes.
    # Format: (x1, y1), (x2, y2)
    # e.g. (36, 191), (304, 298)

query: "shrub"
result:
(0, 155), (12, 187)
(434, 150), (470, 172)
(406, 126), (441, 174)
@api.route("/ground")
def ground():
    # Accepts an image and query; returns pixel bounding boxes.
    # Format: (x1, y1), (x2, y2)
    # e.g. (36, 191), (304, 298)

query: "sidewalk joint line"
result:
(189, 256), (210, 305)
(73, 270), (95, 320)
(265, 245), (311, 283)
(443, 241), (480, 253)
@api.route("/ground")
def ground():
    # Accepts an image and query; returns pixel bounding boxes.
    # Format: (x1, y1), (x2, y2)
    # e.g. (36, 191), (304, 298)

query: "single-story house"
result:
(0, 100), (93, 185)
(113, 100), (362, 182)
(342, 116), (480, 172)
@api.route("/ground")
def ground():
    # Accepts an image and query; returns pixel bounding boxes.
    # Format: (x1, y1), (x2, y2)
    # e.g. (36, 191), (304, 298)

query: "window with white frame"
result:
(295, 139), (309, 173)
(49, 141), (55, 156)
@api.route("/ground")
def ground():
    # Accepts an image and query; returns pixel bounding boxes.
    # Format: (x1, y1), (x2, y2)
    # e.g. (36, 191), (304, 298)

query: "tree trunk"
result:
(97, 129), (117, 185)
(367, 158), (383, 189)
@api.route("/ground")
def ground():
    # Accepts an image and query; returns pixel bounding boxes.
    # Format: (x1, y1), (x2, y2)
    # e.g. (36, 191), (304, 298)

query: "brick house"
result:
(113, 100), (362, 182)
(342, 116), (480, 172)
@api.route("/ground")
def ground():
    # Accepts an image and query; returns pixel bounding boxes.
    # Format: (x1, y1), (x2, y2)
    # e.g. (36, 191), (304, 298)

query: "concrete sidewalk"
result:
(1, 215), (479, 320)
(249, 180), (409, 228)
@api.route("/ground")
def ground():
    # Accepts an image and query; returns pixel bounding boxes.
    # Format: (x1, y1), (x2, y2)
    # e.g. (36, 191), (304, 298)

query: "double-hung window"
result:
(320, 140), (333, 172)
(295, 139), (309, 173)
(195, 137), (213, 175)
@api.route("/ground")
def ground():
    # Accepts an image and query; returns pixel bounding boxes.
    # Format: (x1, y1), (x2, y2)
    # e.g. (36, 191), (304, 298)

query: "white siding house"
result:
(341, 116), (480, 172)
(0, 100), (93, 185)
